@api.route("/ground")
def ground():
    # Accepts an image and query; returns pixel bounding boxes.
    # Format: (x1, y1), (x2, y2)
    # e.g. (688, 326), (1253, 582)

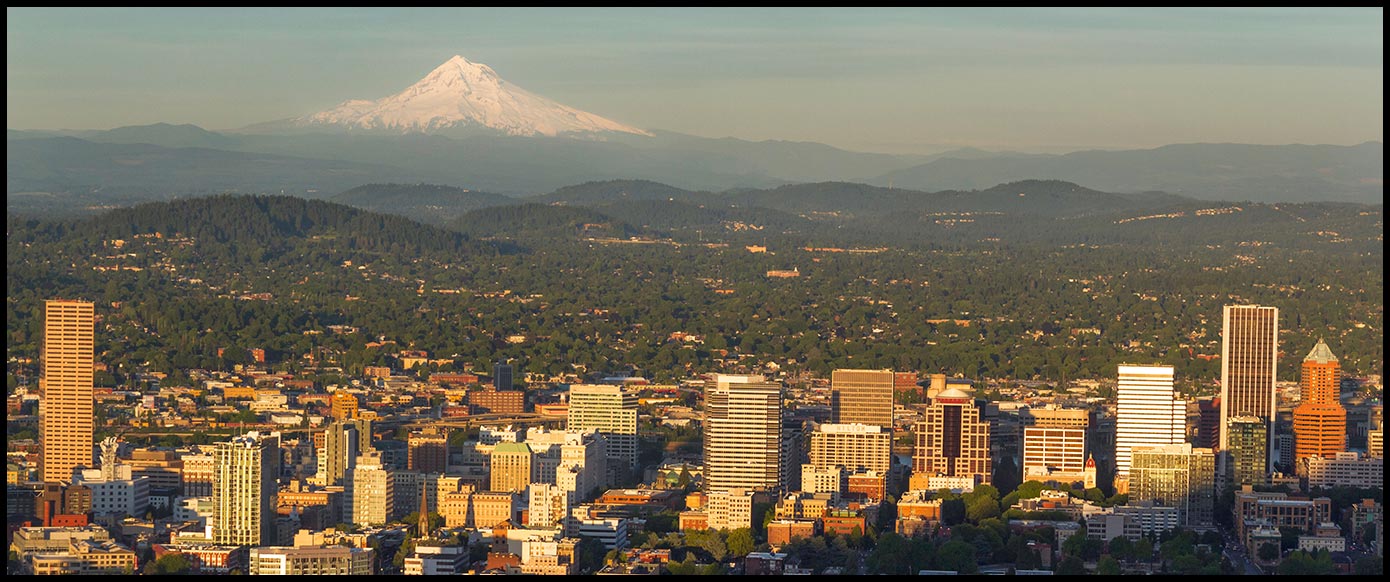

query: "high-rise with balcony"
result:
(1219, 305), (1278, 471)
(831, 369), (895, 428)
(213, 432), (281, 546)
(39, 299), (95, 484)
(704, 375), (785, 494)
(567, 384), (639, 484)
(1115, 364), (1185, 481)
(348, 450), (394, 526)
(1292, 339), (1346, 473)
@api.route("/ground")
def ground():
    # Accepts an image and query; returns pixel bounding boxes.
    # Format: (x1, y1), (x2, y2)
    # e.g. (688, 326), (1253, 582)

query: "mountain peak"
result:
(290, 56), (650, 138)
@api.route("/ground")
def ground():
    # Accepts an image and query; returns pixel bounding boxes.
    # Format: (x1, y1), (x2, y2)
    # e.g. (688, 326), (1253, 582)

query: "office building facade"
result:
(830, 369), (895, 428)
(913, 388), (991, 485)
(1292, 339), (1346, 472)
(212, 432), (281, 546)
(1114, 364), (1185, 480)
(704, 375), (785, 494)
(40, 300), (96, 483)
(1219, 305), (1278, 470)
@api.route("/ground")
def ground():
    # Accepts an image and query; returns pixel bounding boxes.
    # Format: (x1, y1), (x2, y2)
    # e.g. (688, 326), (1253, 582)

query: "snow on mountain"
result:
(294, 55), (651, 137)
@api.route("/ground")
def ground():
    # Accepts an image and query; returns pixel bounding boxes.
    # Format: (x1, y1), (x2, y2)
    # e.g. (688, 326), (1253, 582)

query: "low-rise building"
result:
(1306, 452), (1383, 489)
(248, 546), (375, 575)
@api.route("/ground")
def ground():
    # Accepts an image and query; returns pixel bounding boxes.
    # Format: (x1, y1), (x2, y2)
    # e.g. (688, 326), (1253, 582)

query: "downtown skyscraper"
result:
(567, 384), (639, 485)
(213, 431), (281, 546)
(1219, 304), (1279, 476)
(913, 387), (991, 485)
(1292, 339), (1346, 472)
(1115, 364), (1185, 483)
(703, 375), (786, 494)
(39, 299), (95, 483)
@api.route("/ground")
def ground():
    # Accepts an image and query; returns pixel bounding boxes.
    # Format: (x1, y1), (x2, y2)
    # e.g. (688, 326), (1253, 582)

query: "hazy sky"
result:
(6, 7), (1383, 154)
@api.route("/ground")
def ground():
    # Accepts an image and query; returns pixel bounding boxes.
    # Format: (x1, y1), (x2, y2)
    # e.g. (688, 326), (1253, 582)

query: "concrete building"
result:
(567, 384), (639, 485)
(830, 369), (895, 428)
(1293, 340), (1347, 472)
(212, 432), (280, 546)
(1022, 426), (1090, 487)
(800, 465), (844, 500)
(348, 450), (394, 526)
(1306, 452), (1383, 489)
(72, 465), (149, 518)
(528, 482), (570, 529)
(490, 442), (534, 494)
(704, 375), (785, 494)
(1115, 364), (1185, 481)
(248, 546), (375, 575)
(28, 538), (137, 575)
(39, 299), (95, 483)
(330, 391), (359, 420)
(316, 419), (371, 487)
(705, 488), (757, 531)
(404, 544), (469, 575)
(407, 429), (449, 474)
(913, 388), (991, 486)
(808, 423), (892, 474)
(1128, 443), (1215, 528)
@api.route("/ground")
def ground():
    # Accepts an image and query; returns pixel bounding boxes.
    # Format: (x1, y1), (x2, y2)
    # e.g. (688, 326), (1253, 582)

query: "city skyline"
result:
(6, 7), (1383, 154)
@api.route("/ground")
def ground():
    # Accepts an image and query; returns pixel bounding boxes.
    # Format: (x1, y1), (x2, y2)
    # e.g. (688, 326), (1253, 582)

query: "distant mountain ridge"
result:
(875, 141), (1383, 204)
(7, 121), (1380, 206)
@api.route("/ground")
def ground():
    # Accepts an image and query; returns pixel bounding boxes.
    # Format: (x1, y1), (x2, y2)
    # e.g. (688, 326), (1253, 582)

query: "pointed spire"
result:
(1303, 338), (1338, 363)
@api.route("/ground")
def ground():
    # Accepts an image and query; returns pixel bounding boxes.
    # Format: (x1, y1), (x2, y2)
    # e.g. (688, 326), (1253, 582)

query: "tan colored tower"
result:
(831, 369), (895, 428)
(39, 299), (95, 483)
(913, 388), (991, 485)
(1292, 339), (1346, 472)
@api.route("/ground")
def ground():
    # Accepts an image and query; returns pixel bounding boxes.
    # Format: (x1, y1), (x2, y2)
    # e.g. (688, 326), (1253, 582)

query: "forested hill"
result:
(532, 179), (700, 205)
(449, 202), (641, 239)
(7, 194), (495, 260)
(331, 183), (519, 225)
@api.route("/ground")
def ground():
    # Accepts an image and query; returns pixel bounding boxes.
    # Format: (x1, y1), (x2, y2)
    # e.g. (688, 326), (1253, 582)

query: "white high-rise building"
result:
(1115, 365), (1185, 480)
(348, 451), (394, 526)
(704, 375), (785, 494)
(212, 431), (280, 546)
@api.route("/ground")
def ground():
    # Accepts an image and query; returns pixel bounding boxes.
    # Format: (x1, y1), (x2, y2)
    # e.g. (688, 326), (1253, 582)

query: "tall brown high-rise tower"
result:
(39, 299), (95, 483)
(1292, 339), (1346, 472)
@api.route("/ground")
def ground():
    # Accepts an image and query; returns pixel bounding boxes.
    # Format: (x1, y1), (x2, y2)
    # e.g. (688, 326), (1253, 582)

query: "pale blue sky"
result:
(6, 7), (1383, 154)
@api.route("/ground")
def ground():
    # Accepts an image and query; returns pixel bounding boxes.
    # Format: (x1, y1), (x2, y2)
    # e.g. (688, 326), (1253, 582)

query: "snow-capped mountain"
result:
(286, 55), (651, 137)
